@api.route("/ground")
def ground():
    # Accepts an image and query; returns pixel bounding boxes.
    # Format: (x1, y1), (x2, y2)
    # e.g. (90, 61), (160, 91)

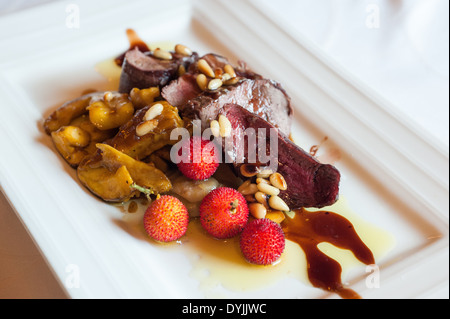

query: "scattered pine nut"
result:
(103, 91), (113, 102)
(196, 74), (208, 91)
(249, 203), (267, 219)
(257, 182), (280, 196)
(198, 59), (215, 78)
(136, 119), (158, 136)
(256, 177), (270, 185)
(210, 120), (220, 137)
(254, 191), (269, 208)
(238, 181), (259, 195)
(269, 172), (287, 190)
(224, 64), (236, 78)
(208, 78), (223, 91)
(218, 114), (232, 137)
(175, 44), (192, 56)
(153, 48), (172, 60)
(143, 103), (164, 121)
(256, 169), (273, 179)
(268, 195), (289, 211)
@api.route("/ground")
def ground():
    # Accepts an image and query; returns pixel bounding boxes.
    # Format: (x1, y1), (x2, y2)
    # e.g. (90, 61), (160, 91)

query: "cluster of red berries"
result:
(143, 137), (285, 265)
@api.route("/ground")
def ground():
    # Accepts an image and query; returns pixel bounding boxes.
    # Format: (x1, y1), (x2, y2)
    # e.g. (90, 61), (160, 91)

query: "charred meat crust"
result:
(222, 103), (340, 209)
(118, 48), (199, 94)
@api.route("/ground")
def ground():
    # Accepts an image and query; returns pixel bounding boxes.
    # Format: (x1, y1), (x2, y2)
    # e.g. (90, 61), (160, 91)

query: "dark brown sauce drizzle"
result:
(309, 136), (328, 156)
(114, 29), (151, 67)
(281, 208), (375, 299)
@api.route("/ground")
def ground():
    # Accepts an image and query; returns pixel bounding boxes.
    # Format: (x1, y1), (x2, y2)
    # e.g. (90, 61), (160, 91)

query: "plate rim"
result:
(0, 0), (448, 299)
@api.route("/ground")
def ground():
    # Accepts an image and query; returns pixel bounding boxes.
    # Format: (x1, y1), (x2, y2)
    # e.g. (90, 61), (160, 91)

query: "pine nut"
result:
(256, 177), (270, 185)
(244, 195), (257, 203)
(257, 182), (280, 196)
(198, 59), (215, 78)
(254, 191), (269, 208)
(224, 64), (236, 78)
(196, 74), (208, 91)
(175, 44), (192, 56)
(249, 203), (267, 219)
(221, 73), (232, 82)
(218, 114), (232, 137)
(240, 163), (259, 178)
(103, 91), (113, 102)
(210, 120), (220, 137)
(268, 195), (289, 212)
(269, 172), (287, 190)
(143, 103), (164, 121)
(136, 119), (158, 136)
(238, 181), (259, 195)
(256, 169), (273, 178)
(237, 180), (251, 193)
(153, 48), (172, 60)
(208, 78), (223, 91)
(223, 77), (240, 86)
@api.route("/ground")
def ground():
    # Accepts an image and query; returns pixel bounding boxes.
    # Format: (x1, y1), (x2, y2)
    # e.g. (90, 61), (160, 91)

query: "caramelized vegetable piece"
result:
(69, 114), (117, 156)
(108, 101), (184, 160)
(87, 92), (134, 130)
(51, 126), (90, 167)
(50, 114), (118, 167)
(44, 92), (103, 134)
(77, 143), (172, 202)
(129, 87), (160, 109)
(80, 165), (137, 202)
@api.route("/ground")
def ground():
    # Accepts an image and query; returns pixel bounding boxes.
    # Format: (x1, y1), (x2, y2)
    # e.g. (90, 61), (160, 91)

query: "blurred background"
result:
(0, 0), (448, 298)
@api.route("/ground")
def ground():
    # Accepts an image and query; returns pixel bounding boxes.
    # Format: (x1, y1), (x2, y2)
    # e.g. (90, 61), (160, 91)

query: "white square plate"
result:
(0, 0), (448, 299)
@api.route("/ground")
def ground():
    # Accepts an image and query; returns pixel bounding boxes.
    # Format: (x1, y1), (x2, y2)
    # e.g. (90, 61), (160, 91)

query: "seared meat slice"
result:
(162, 53), (292, 135)
(118, 48), (199, 94)
(221, 104), (340, 209)
(164, 78), (292, 137)
(160, 73), (202, 108)
(162, 53), (263, 107)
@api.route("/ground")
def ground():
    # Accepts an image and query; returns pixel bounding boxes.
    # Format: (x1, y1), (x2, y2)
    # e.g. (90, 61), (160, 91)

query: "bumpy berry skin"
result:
(199, 187), (249, 239)
(143, 195), (189, 242)
(239, 218), (285, 265)
(177, 136), (219, 180)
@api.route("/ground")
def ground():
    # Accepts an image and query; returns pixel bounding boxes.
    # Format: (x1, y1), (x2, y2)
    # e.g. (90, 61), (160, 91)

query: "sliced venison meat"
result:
(163, 77), (293, 136)
(118, 47), (199, 94)
(221, 104), (340, 209)
(162, 53), (292, 135)
(162, 53), (263, 108)
(161, 73), (202, 107)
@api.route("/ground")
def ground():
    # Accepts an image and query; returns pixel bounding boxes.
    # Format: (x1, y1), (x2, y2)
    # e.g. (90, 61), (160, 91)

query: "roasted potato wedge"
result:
(51, 114), (118, 167)
(108, 101), (184, 160)
(129, 87), (160, 109)
(44, 92), (103, 134)
(51, 126), (91, 167)
(87, 92), (134, 130)
(70, 113), (117, 152)
(77, 143), (172, 202)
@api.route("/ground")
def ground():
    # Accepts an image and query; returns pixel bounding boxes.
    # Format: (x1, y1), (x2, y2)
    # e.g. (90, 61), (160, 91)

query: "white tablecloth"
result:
(0, 0), (448, 299)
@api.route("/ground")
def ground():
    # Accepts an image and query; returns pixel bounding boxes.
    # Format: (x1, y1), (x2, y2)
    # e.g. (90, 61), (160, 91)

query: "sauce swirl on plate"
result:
(281, 208), (375, 299)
